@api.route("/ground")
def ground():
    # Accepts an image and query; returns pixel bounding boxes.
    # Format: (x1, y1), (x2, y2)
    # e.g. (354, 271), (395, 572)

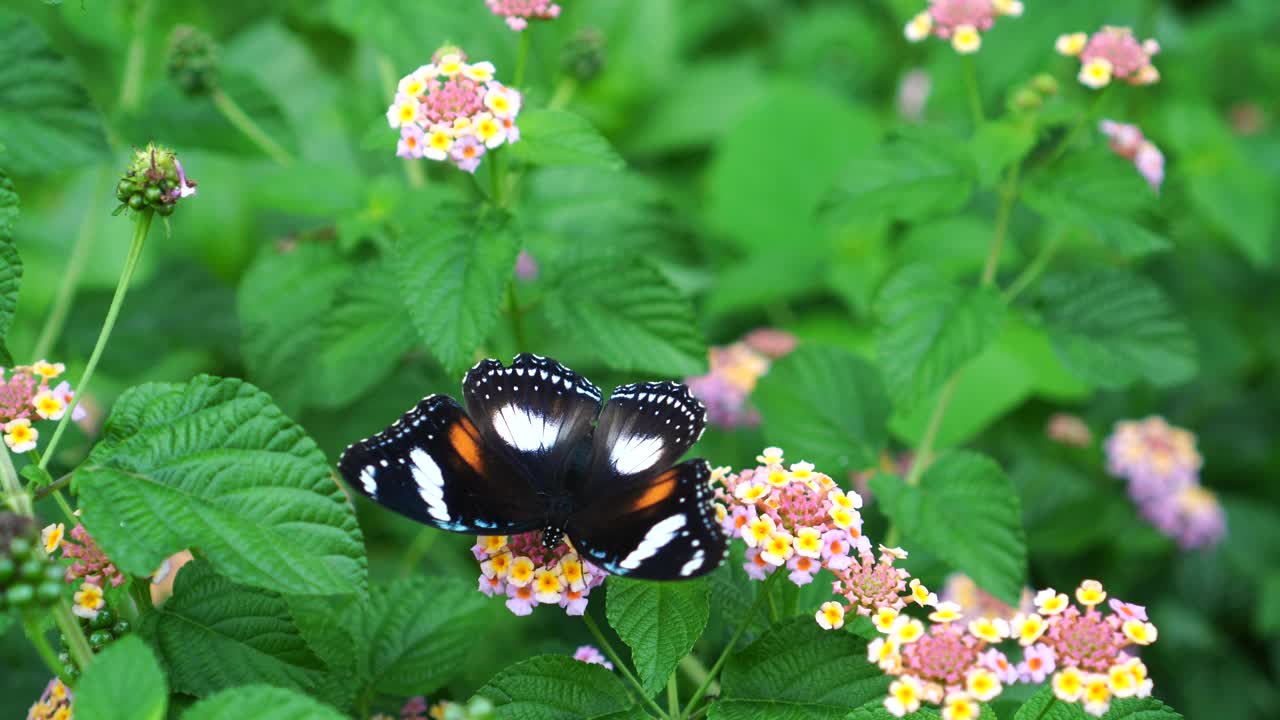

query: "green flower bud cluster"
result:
(57, 606), (132, 679)
(561, 28), (606, 83)
(1008, 73), (1060, 113)
(114, 143), (197, 216)
(167, 25), (219, 96)
(436, 697), (495, 720)
(0, 513), (65, 612)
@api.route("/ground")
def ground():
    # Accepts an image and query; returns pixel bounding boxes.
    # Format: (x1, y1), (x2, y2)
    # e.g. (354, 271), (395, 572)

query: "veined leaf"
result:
(711, 617), (888, 720)
(394, 192), (520, 374)
(754, 345), (891, 475)
(513, 110), (624, 170)
(0, 167), (20, 365)
(76, 375), (366, 596)
(74, 637), (167, 720)
(544, 255), (705, 376)
(1038, 269), (1197, 389)
(875, 265), (1006, 411)
(139, 561), (328, 698)
(1012, 687), (1085, 720)
(0, 10), (109, 175)
(183, 685), (347, 720)
(607, 577), (710, 695)
(824, 127), (974, 224)
(477, 655), (642, 720)
(871, 452), (1027, 605)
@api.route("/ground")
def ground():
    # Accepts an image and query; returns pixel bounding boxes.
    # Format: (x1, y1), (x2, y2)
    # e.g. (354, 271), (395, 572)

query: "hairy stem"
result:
(53, 599), (95, 672)
(211, 88), (295, 165)
(40, 212), (154, 472)
(667, 673), (680, 718)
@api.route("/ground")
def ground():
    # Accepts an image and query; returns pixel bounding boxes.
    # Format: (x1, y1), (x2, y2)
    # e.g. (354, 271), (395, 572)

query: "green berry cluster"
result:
(1008, 73), (1061, 113)
(58, 607), (132, 679)
(0, 514), (65, 612)
(167, 25), (219, 96)
(562, 28), (606, 83)
(114, 143), (191, 216)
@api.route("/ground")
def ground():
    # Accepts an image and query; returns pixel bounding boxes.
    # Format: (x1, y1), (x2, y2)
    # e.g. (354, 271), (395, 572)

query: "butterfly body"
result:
(338, 354), (727, 580)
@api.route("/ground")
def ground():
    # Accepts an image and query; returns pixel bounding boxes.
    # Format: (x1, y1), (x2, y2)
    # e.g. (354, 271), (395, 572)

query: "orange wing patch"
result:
(629, 470), (678, 512)
(450, 417), (486, 473)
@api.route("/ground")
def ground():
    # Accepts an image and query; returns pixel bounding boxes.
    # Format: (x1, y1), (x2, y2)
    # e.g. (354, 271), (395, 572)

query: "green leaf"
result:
(824, 128), (975, 224)
(971, 120), (1036, 189)
(477, 655), (641, 720)
(75, 375), (366, 596)
(1258, 573), (1280, 635)
(1037, 269), (1197, 389)
(754, 345), (891, 475)
(1012, 687), (1083, 720)
(0, 167), (20, 365)
(845, 704), (940, 720)
(871, 452), (1027, 605)
(544, 255), (705, 376)
(874, 265), (1007, 411)
(183, 685), (347, 720)
(1022, 151), (1170, 258)
(73, 636), (167, 720)
(606, 577), (710, 695)
(393, 192), (519, 374)
(139, 561), (328, 698)
(512, 110), (624, 170)
(712, 618), (888, 720)
(0, 10), (109, 175)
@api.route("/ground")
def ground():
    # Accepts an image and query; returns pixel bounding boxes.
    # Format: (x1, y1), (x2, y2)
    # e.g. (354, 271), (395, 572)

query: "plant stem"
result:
(33, 173), (104, 361)
(681, 573), (779, 717)
(22, 613), (71, 685)
(211, 88), (295, 165)
(582, 612), (669, 719)
(117, 0), (154, 114)
(51, 490), (77, 525)
(53, 599), (94, 672)
(667, 673), (680, 719)
(34, 471), (74, 501)
(40, 212), (154, 473)
(902, 377), (959, 487)
(962, 55), (985, 127)
(548, 77), (578, 111)
(983, 163), (1021, 285)
(489, 149), (508, 208)
(0, 444), (32, 516)
(1003, 232), (1062, 302)
(1042, 87), (1109, 168)
(678, 654), (710, 687)
(396, 527), (438, 578)
(514, 31), (531, 89)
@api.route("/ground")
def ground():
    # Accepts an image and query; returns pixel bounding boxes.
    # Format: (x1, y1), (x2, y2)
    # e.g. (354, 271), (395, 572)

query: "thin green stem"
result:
(489, 149), (509, 208)
(396, 527), (438, 578)
(51, 490), (77, 525)
(211, 88), (295, 165)
(40, 212), (154, 473)
(902, 377), (960, 487)
(667, 673), (680, 718)
(33, 173), (104, 361)
(1043, 87), (1109, 168)
(1003, 233), (1062, 302)
(962, 55), (985, 127)
(982, 163), (1021, 286)
(548, 77), (578, 111)
(33, 471), (73, 501)
(681, 573), (780, 717)
(53, 599), (94, 672)
(117, 0), (154, 114)
(514, 31), (530, 89)
(582, 612), (669, 719)
(678, 654), (710, 687)
(22, 614), (72, 685)
(0, 444), (31, 516)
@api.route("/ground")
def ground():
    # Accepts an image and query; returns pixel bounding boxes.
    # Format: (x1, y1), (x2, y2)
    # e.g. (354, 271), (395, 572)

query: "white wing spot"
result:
(359, 467), (378, 497)
(620, 514), (687, 570)
(610, 434), (666, 475)
(680, 550), (705, 577)
(493, 403), (562, 453)
(410, 448), (450, 522)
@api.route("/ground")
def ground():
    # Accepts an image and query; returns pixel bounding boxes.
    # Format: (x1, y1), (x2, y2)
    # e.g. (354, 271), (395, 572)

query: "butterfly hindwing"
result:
(581, 381), (707, 497)
(337, 395), (544, 534)
(463, 353), (603, 494)
(566, 458), (727, 580)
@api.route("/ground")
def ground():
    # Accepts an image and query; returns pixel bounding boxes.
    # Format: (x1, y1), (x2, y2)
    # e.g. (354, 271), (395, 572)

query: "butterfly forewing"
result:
(463, 353), (602, 493)
(338, 395), (544, 534)
(580, 381), (708, 498)
(566, 459), (727, 580)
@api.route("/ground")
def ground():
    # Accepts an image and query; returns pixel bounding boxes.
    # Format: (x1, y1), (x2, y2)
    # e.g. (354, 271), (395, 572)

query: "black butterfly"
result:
(337, 353), (727, 580)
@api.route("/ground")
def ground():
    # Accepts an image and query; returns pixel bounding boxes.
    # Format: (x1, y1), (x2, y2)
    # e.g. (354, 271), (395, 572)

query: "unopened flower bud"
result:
(562, 27), (606, 83)
(114, 143), (197, 216)
(1031, 73), (1059, 96)
(1012, 87), (1042, 111)
(166, 25), (219, 96)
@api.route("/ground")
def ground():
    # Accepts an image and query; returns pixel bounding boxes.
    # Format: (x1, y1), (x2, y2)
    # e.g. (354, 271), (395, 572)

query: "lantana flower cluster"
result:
(939, 573), (1033, 622)
(684, 330), (797, 429)
(904, 0), (1024, 54)
(25, 678), (72, 720)
(1099, 120), (1166, 192)
(378, 695), (494, 720)
(1, 361), (85, 455)
(485, 0), (560, 32)
(471, 532), (604, 616)
(573, 644), (614, 669)
(385, 47), (522, 174)
(1105, 416), (1225, 549)
(1057, 26), (1160, 89)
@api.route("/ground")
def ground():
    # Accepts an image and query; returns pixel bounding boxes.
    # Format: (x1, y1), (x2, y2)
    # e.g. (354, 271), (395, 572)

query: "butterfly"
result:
(337, 353), (727, 580)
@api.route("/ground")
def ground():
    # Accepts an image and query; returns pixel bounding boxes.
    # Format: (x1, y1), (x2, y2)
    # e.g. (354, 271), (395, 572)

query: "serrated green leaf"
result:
(607, 577), (710, 695)
(875, 265), (1007, 411)
(1038, 269), (1197, 389)
(73, 636), (167, 720)
(477, 655), (641, 720)
(824, 128), (974, 224)
(393, 193), (519, 373)
(1013, 688), (1185, 720)
(871, 452), (1026, 605)
(754, 345), (891, 475)
(971, 120), (1036, 188)
(0, 168), (20, 366)
(183, 684), (347, 720)
(0, 10), (109, 175)
(513, 110), (624, 169)
(544, 255), (705, 376)
(845, 703), (940, 720)
(76, 375), (365, 595)
(1012, 685), (1081, 719)
(139, 561), (327, 699)
(1023, 152), (1169, 258)
(712, 618), (888, 720)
